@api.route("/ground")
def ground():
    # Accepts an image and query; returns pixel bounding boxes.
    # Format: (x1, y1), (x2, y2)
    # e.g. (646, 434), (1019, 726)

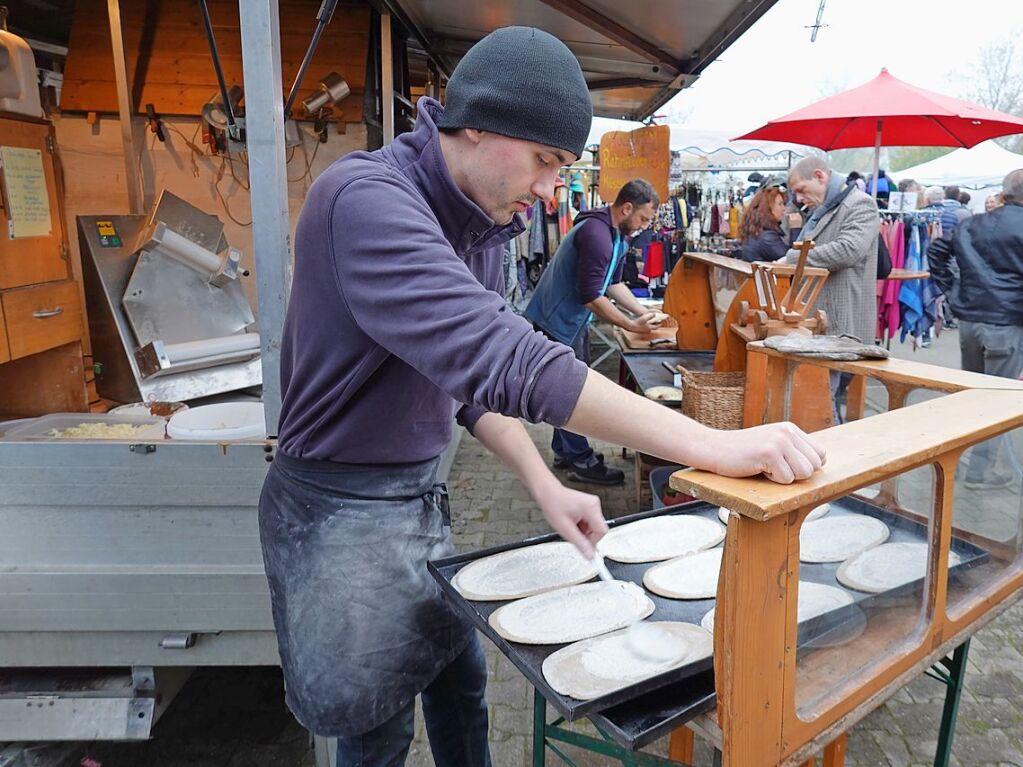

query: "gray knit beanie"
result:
(436, 26), (592, 158)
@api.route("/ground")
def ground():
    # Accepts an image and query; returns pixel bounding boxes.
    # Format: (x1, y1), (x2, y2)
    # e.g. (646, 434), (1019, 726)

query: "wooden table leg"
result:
(823, 734), (847, 767)
(668, 727), (694, 762)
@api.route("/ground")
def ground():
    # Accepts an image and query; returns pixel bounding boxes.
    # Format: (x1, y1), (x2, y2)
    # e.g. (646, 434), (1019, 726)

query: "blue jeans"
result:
(551, 325), (595, 465)
(336, 635), (492, 767)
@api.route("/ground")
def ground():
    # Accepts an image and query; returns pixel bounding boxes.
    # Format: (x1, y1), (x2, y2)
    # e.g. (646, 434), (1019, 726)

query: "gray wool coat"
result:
(787, 186), (880, 343)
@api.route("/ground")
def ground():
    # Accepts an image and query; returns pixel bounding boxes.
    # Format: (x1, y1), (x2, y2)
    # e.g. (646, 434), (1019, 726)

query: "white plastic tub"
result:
(166, 402), (266, 441)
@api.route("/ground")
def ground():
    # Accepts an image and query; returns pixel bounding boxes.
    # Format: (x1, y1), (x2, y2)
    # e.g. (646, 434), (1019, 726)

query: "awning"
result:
(380, 0), (779, 121)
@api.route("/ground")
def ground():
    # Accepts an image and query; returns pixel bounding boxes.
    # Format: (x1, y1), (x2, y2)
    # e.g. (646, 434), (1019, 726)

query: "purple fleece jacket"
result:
(277, 98), (589, 463)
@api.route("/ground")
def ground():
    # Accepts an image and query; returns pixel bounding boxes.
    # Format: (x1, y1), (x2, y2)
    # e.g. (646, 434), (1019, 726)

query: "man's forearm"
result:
(605, 282), (648, 317)
(470, 411), (559, 497)
(563, 369), (714, 468)
(585, 295), (639, 330)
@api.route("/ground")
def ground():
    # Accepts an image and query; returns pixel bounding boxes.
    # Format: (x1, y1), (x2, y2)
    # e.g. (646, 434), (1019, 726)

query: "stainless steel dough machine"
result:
(79, 190), (263, 403)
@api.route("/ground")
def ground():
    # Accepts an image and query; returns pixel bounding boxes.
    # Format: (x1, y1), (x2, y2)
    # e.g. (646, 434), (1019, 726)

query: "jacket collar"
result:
(387, 97), (525, 256)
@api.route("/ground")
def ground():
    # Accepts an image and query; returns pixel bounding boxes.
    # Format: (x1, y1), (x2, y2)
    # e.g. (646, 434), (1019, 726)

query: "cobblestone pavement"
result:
(72, 327), (1023, 766)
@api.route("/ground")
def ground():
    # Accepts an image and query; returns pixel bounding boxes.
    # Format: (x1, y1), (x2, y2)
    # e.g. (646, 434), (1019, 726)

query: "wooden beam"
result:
(535, 0), (680, 72)
(587, 77), (664, 91)
(381, 11), (394, 144)
(106, 0), (144, 213)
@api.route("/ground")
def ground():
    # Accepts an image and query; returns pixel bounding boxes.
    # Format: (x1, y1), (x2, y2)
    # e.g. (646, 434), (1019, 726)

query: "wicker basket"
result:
(678, 367), (745, 430)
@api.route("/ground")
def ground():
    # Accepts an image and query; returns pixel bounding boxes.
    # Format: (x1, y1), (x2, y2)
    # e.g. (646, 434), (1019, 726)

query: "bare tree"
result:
(956, 32), (1023, 152)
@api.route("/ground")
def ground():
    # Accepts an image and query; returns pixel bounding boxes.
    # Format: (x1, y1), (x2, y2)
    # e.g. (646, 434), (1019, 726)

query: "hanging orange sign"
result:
(598, 124), (670, 204)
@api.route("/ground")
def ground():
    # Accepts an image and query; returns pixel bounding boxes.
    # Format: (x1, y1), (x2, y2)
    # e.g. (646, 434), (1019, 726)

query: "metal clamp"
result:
(32, 307), (64, 318)
(159, 633), (197, 650)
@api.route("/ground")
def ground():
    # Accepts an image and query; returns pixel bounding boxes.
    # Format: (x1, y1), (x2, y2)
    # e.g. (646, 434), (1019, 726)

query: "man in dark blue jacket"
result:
(929, 168), (1023, 488)
(525, 179), (662, 484)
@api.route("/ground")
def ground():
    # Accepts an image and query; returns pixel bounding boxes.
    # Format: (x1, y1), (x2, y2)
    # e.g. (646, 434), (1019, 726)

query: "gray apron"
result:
(258, 452), (474, 737)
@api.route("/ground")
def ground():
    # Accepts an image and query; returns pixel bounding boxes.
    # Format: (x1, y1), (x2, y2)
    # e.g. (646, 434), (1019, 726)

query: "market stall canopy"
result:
(385, 0), (779, 120)
(734, 68), (1023, 150)
(891, 141), (1023, 190)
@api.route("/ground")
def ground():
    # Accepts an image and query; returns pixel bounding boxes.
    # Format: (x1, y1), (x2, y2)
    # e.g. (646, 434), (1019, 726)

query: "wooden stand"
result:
(669, 346), (1023, 766)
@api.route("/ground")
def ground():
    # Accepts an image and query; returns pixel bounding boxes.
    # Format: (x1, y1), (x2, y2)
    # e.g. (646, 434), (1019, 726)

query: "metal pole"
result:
(381, 11), (394, 144)
(871, 118), (882, 200)
(239, 0), (291, 436)
(197, 0), (239, 137)
(106, 0), (144, 213)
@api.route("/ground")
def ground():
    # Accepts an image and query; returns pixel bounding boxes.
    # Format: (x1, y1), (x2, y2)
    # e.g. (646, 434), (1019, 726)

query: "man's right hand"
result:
(629, 311), (666, 334)
(699, 421), (826, 484)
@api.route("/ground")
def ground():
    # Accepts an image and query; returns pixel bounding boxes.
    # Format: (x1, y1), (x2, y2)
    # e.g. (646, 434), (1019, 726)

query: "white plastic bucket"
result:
(167, 402), (266, 441)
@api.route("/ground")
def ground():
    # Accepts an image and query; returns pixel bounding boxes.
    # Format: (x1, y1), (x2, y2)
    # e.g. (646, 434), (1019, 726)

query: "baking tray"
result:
(429, 497), (988, 730)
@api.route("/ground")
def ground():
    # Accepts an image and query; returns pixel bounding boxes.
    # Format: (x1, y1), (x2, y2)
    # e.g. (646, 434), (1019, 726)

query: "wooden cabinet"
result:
(0, 114), (87, 417)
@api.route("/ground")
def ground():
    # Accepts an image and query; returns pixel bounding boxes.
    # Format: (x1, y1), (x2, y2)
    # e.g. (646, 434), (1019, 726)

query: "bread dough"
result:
(542, 622), (713, 700)
(598, 516), (725, 563)
(799, 514), (890, 563)
(644, 386), (682, 402)
(837, 542), (963, 594)
(718, 503), (830, 526)
(644, 547), (724, 599)
(700, 581), (854, 635)
(452, 541), (597, 601)
(489, 581), (655, 645)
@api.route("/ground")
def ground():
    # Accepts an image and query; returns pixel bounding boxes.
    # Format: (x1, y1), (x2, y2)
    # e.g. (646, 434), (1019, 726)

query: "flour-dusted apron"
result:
(258, 452), (474, 737)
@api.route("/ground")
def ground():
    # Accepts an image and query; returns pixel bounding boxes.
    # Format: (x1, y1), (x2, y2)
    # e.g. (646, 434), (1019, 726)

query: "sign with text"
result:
(598, 124), (670, 204)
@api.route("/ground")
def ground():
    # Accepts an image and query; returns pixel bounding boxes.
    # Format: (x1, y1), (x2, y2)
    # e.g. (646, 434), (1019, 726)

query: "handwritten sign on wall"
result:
(0, 146), (52, 239)
(598, 125), (670, 204)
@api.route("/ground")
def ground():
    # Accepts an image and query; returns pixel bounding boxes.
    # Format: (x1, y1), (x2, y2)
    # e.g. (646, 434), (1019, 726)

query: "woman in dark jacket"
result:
(739, 183), (788, 262)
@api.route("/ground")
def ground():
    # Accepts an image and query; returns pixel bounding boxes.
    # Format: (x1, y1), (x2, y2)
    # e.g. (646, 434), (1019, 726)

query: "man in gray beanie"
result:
(262, 25), (825, 767)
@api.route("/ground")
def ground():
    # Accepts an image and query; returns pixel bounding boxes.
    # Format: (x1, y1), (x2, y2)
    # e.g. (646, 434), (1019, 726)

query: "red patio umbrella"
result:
(734, 68), (1023, 195)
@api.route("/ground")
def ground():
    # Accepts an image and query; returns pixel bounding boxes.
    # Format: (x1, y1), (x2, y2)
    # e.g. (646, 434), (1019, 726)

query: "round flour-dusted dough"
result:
(644, 547), (724, 599)
(597, 516), (725, 563)
(718, 503), (830, 526)
(542, 622), (713, 700)
(488, 581), (655, 645)
(799, 514), (890, 563)
(700, 582), (854, 635)
(644, 386), (682, 402)
(837, 542), (963, 594)
(452, 541), (597, 601)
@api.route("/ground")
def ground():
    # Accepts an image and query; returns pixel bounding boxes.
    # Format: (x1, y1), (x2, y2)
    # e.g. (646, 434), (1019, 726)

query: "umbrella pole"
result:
(871, 119), (882, 199)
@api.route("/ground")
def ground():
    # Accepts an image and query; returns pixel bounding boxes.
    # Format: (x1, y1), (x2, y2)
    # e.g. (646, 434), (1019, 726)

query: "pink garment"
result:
(875, 220), (905, 339)
(717, 203), (731, 235)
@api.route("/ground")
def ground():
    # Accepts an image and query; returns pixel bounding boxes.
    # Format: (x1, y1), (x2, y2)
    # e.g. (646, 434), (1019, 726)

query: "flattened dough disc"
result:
(644, 547), (724, 599)
(700, 582), (854, 634)
(489, 581), (654, 645)
(644, 386), (682, 402)
(597, 516), (725, 563)
(799, 514), (890, 563)
(718, 503), (830, 526)
(542, 622), (713, 700)
(452, 541), (597, 601)
(837, 542), (963, 594)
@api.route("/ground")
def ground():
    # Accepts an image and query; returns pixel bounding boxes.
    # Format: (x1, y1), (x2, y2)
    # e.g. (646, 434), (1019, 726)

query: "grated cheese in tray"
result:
(47, 423), (151, 439)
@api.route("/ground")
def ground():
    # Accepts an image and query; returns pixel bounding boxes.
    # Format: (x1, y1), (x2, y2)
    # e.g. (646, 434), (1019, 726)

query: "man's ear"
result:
(464, 128), (484, 146)
(621, 202), (633, 217)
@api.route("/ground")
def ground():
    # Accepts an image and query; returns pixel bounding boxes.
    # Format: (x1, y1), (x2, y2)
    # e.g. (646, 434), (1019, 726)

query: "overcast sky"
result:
(593, 0), (1023, 136)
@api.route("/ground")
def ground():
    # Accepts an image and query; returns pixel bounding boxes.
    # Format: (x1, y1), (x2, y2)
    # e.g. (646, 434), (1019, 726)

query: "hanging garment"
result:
(717, 202), (731, 235)
(709, 204), (720, 235)
(899, 225), (925, 342)
(876, 220), (904, 340)
(642, 241), (665, 278)
(728, 205), (740, 239)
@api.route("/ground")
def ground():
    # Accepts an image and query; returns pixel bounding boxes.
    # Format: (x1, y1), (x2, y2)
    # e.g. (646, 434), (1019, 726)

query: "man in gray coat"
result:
(787, 157), (879, 420)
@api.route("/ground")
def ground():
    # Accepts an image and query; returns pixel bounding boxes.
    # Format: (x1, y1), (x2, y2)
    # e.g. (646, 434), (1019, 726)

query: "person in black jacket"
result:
(738, 181), (789, 262)
(929, 168), (1023, 489)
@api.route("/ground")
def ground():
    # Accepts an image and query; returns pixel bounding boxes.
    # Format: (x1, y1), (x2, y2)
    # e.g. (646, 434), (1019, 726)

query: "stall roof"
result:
(380, 0), (780, 121)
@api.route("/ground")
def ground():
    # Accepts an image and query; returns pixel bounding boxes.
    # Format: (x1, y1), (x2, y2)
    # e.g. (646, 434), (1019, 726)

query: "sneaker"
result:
(553, 451), (604, 470)
(567, 461), (625, 486)
(963, 472), (1016, 490)
(945, 320), (958, 329)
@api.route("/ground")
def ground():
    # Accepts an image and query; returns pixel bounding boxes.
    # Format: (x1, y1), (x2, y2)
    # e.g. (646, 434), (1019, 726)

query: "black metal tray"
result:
(428, 497), (987, 740)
